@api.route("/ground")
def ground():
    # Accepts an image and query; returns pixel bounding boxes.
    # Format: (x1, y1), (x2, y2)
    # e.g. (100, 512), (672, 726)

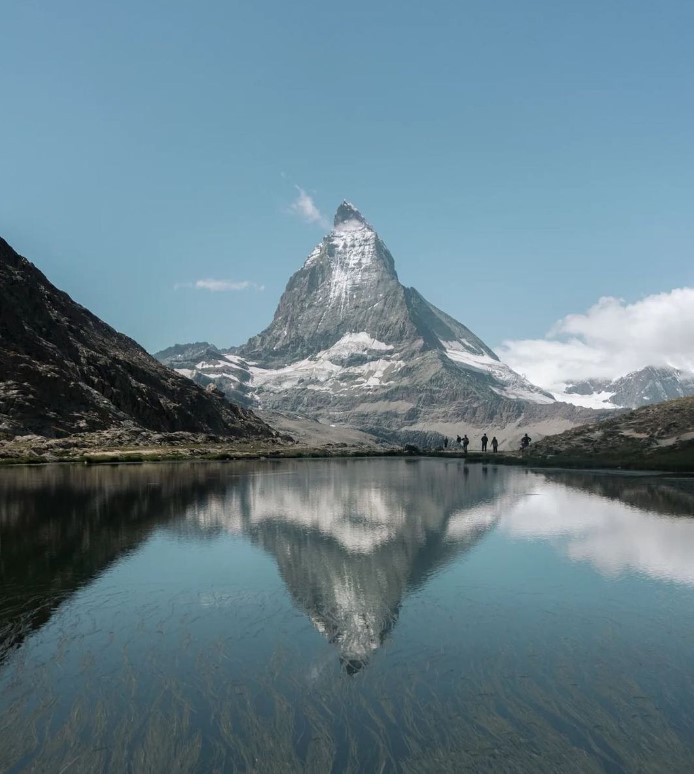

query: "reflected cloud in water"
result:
(500, 473), (694, 585)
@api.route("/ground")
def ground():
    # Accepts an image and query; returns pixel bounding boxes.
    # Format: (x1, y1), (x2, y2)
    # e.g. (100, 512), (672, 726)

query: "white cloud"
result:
(498, 288), (694, 390)
(175, 279), (264, 292)
(289, 186), (329, 228)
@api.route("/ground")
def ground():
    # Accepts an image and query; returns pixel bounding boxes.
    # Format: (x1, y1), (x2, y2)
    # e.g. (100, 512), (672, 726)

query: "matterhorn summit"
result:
(240, 201), (404, 365)
(332, 200), (370, 228)
(158, 202), (597, 443)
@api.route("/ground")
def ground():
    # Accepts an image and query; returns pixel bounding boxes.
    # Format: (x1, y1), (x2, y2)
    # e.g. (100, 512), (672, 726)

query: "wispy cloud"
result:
(175, 279), (264, 292)
(289, 186), (329, 228)
(498, 287), (694, 390)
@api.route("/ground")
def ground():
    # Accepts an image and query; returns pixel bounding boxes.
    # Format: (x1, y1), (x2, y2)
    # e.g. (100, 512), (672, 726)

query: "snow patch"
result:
(250, 335), (403, 393)
(441, 340), (555, 404)
(325, 332), (393, 357)
(551, 390), (622, 409)
(333, 218), (370, 234)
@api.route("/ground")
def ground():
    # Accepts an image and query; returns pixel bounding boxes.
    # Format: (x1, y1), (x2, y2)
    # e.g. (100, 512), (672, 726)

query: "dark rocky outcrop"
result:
(0, 237), (273, 440)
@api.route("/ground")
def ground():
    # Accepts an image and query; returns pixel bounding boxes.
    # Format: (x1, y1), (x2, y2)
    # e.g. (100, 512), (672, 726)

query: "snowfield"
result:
(551, 390), (622, 409)
(251, 332), (404, 394)
(441, 340), (555, 405)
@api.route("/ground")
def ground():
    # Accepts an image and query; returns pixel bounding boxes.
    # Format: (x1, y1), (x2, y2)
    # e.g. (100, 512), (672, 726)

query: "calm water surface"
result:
(1, 459), (694, 772)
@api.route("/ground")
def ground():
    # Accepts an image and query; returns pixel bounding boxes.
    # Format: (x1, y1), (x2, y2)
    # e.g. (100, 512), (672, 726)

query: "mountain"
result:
(528, 395), (694, 471)
(0, 237), (273, 440)
(154, 341), (255, 408)
(556, 366), (694, 409)
(157, 202), (599, 445)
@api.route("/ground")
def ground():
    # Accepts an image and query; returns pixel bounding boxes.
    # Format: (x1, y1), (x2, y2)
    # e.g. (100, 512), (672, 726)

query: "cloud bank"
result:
(175, 279), (264, 292)
(289, 186), (329, 228)
(498, 288), (694, 390)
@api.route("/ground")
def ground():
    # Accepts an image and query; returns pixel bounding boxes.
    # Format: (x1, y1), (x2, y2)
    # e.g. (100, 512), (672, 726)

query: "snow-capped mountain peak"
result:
(158, 201), (596, 442)
(333, 200), (370, 229)
(554, 365), (694, 409)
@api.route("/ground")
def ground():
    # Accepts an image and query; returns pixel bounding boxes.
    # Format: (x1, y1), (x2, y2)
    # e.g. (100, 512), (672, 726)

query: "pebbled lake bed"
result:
(2, 459), (694, 772)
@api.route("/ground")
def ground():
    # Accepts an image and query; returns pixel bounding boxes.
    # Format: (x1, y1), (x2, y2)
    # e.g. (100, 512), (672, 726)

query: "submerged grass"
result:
(2, 615), (694, 773)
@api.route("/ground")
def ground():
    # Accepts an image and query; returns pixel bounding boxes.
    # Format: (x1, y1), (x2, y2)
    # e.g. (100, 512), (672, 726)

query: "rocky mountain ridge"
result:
(0, 237), (273, 441)
(556, 365), (694, 409)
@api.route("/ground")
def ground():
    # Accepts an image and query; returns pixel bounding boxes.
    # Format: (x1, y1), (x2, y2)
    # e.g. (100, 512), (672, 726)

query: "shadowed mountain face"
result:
(158, 203), (599, 445)
(0, 238), (273, 439)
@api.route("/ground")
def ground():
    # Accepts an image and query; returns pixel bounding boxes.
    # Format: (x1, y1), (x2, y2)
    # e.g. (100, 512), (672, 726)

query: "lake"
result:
(1, 459), (694, 772)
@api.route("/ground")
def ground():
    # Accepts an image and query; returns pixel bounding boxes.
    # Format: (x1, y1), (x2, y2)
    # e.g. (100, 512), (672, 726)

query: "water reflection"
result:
(543, 471), (694, 517)
(3, 460), (694, 675)
(500, 472), (694, 585)
(0, 464), (230, 661)
(3, 461), (694, 771)
(181, 459), (516, 671)
(0, 460), (522, 672)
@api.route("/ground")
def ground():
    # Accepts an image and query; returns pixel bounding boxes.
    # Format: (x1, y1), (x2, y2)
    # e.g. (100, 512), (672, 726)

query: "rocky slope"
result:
(557, 366), (694, 409)
(0, 237), (273, 440)
(155, 341), (256, 408)
(158, 202), (600, 446)
(527, 396), (694, 470)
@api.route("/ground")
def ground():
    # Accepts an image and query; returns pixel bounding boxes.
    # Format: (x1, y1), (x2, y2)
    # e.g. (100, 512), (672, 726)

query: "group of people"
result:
(445, 432), (532, 453)
(454, 433), (499, 453)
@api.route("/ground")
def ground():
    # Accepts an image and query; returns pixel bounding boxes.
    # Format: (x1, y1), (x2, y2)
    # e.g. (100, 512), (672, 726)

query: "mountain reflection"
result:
(182, 459), (512, 671)
(0, 460), (516, 671)
(0, 464), (230, 661)
(541, 471), (694, 518)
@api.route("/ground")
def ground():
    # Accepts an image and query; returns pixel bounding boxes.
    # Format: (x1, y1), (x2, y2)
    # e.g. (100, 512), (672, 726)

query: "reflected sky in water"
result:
(499, 472), (694, 585)
(1, 460), (694, 772)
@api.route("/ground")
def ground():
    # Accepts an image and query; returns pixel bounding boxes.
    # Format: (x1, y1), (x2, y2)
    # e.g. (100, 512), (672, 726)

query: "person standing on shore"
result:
(491, 436), (498, 453)
(481, 433), (488, 452)
(462, 435), (469, 455)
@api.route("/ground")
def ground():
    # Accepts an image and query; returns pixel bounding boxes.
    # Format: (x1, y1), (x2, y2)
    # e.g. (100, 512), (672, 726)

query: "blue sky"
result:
(2, 0), (693, 377)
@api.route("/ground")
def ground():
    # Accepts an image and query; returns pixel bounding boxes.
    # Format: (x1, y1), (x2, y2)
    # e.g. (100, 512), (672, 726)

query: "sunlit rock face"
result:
(184, 459), (528, 670)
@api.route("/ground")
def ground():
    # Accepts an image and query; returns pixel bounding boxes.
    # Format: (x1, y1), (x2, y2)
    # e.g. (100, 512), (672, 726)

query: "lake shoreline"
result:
(1, 437), (692, 474)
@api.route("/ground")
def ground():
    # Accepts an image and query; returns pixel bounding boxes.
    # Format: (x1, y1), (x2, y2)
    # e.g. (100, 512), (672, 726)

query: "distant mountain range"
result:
(553, 366), (694, 410)
(157, 202), (598, 445)
(0, 237), (272, 441)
